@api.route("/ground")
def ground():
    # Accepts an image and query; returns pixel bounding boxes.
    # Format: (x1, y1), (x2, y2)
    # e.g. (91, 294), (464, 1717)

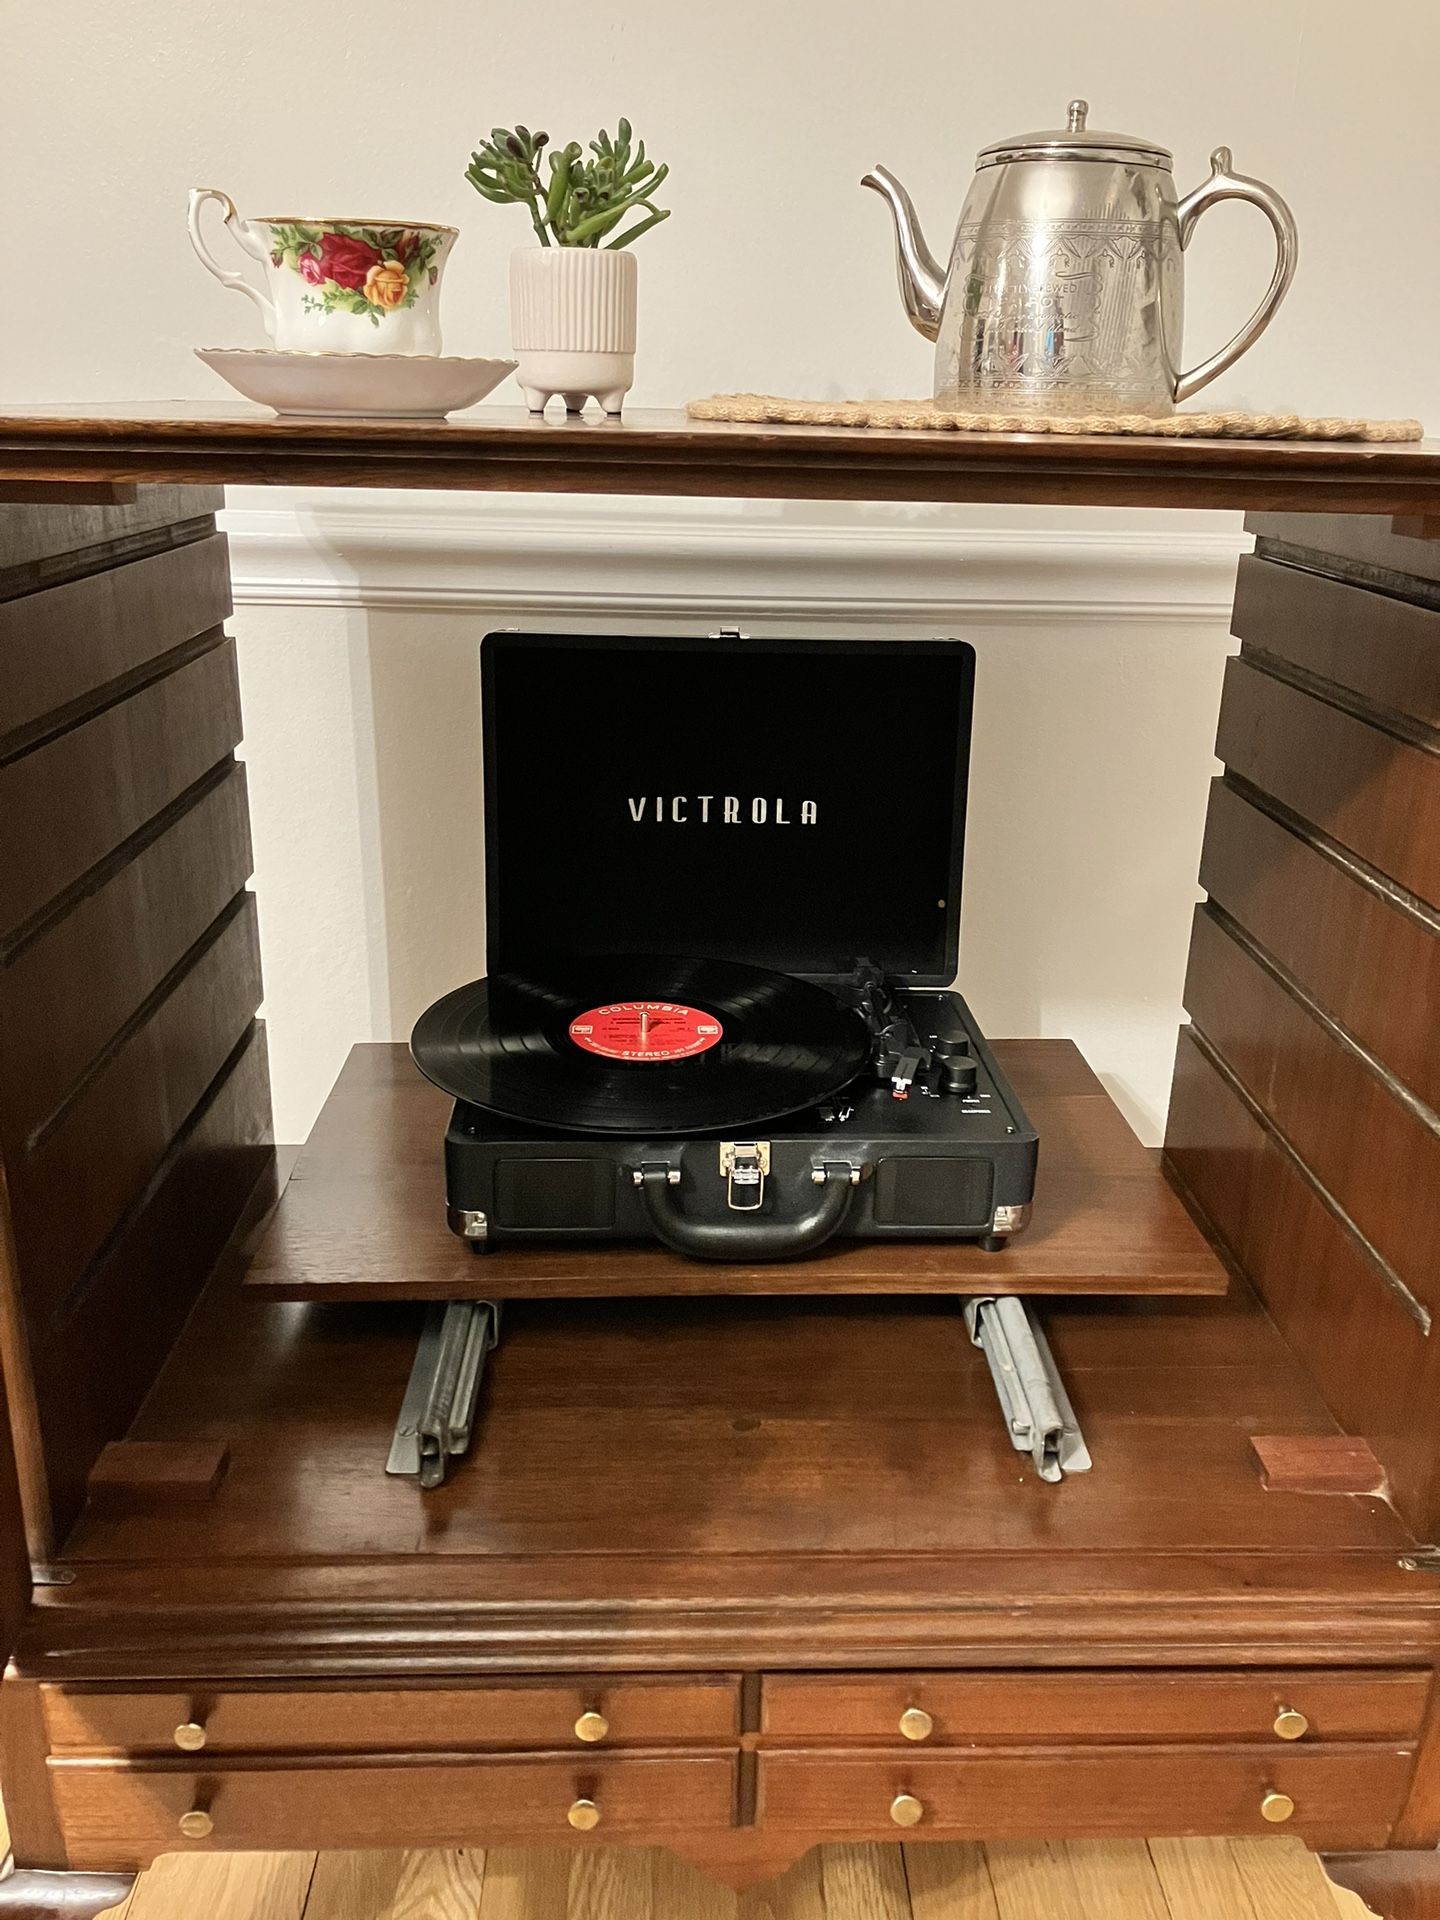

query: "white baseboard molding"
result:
(222, 487), (1245, 625)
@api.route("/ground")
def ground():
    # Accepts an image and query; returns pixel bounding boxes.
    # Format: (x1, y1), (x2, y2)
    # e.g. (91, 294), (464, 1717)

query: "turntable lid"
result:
(479, 632), (974, 987)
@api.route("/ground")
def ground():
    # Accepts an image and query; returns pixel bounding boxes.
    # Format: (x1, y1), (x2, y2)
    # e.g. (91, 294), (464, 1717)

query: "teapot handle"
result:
(187, 188), (277, 334)
(1173, 148), (1297, 404)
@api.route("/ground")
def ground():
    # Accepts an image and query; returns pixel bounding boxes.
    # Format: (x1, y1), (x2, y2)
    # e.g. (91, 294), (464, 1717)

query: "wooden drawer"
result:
(51, 1751), (738, 1870)
(42, 1677), (740, 1756)
(757, 1746), (1413, 1849)
(761, 1669), (1430, 1745)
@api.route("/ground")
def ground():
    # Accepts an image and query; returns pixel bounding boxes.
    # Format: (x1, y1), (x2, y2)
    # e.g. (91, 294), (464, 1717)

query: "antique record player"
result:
(410, 631), (1038, 1262)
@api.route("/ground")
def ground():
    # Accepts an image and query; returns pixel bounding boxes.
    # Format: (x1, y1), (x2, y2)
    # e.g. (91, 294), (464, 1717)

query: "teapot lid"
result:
(978, 99), (1171, 170)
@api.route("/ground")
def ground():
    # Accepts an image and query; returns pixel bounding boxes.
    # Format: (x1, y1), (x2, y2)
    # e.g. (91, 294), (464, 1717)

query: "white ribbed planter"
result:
(510, 247), (637, 416)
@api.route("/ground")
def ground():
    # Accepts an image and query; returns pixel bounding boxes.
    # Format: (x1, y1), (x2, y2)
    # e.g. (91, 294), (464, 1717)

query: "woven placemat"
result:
(688, 394), (1424, 442)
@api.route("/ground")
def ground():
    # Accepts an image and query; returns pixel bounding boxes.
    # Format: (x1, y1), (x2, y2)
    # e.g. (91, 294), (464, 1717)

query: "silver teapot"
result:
(863, 100), (1297, 416)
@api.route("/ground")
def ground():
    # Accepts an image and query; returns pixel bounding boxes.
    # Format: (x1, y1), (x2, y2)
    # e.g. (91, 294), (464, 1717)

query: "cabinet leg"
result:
(0, 1865), (136, 1918)
(1323, 1850), (1440, 1920)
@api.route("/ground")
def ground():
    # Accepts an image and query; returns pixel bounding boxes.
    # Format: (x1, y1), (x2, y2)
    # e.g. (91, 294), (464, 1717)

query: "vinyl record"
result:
(410, 954), (870, 1134)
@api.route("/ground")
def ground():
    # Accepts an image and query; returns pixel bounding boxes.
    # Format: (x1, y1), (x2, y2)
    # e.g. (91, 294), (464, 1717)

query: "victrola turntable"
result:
(411, 631), (1038, 1261)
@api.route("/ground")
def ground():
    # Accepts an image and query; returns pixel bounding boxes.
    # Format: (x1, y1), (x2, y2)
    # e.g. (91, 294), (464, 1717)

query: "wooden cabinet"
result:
(1, 429), (1440, 1903)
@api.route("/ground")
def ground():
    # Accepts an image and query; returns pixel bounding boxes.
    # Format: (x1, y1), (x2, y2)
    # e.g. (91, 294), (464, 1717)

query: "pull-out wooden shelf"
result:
(243, 1042), (1228, 1299)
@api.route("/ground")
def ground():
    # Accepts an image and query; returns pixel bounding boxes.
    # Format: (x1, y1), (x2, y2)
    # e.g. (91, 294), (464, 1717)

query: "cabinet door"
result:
(0, 488), (266, 1570)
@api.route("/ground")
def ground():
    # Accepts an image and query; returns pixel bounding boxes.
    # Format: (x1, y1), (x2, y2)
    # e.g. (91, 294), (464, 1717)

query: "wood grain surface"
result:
(0, 637), (242, 941)
(1167, 510), (1440, 1550)
(754, 1748), (1412, 1848)
(1182, 903), (1440, 1321)
(73, 1837), (1379, 1920)
(27, 1118), (1417, 1680)
(0, 529), (230, 747)
(6, 897), (261, 1330)
(0, 496), (272, 1560)
(1249, 510), (1440, 585)
(1167, 1027), (1440, 1533)
(759, 1671), (1428, 1744)
(0, 485), (219, 586)
(1214, 656), (1440, 911)
(43, 1678), (740, 1756)
(1, 467), (1437, 1915)
(1230, 550), (1440, 724)
(1196, 780), (1440, 1114)
(1, 407), (1440, 513)
(0, 763), (254, 1153)
(244, 1043), (1227, 1299)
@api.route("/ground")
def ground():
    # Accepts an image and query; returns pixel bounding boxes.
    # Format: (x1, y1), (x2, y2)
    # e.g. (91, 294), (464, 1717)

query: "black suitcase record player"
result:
(410, 631), (1037, 1262)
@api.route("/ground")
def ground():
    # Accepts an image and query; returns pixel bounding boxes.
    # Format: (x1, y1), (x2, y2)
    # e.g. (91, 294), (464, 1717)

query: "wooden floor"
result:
(86, 1840), (1373, 1920)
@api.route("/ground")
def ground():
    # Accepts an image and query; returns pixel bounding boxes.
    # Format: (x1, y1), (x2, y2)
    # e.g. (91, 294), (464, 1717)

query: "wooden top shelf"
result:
(2, 404), (1440, 512)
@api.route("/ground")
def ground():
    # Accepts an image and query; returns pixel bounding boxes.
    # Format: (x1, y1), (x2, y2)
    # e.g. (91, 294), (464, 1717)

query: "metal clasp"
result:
(720, 1140), (770, 1210)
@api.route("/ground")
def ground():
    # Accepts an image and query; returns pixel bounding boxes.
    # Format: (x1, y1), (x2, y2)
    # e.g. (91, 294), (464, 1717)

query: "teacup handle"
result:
(187, 188), (277, 334)
(1173, 148), (1298, 403)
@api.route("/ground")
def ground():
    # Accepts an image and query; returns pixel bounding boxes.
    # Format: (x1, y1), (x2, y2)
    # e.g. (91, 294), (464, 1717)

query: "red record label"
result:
(568, 1000), (723, 1063)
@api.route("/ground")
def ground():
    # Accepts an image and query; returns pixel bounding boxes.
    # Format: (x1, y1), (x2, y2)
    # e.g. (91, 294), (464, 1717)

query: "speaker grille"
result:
(873, 1156), (994, 1229)
(496, 1158), (616, 1229)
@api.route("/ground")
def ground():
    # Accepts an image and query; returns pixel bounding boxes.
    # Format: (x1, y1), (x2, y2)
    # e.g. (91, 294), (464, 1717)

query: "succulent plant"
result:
(465, 119), (670, 248)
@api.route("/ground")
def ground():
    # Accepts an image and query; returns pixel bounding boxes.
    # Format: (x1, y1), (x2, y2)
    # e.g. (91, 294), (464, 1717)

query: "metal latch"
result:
(720, 1140), (770, 1210)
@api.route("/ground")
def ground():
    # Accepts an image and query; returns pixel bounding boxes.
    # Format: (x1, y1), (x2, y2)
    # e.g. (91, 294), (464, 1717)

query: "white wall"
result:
(8, 0), (1436, 418)
(223, 495), (1240, 1143)
(9, 1), (1439, 1145)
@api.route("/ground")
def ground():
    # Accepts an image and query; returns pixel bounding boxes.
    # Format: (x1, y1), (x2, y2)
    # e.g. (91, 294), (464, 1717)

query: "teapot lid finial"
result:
(978, 98), (1170, 170)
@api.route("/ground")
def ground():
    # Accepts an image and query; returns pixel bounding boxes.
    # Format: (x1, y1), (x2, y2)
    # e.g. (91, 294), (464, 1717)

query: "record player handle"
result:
(635, 1162), (858, 1262)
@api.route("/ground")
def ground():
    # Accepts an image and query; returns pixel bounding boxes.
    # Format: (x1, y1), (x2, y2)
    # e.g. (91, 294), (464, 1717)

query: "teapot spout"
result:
(861, 166), (945, 342)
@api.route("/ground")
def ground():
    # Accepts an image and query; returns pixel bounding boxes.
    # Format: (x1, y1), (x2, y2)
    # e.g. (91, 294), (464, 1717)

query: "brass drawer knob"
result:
(178, 1809), (214, 1839)
(174, 1721), (208, 1752)
(890, 1793), (925, 1828)
(1261, 1790), (1295, 1824)
(568, 1798), (601, 1831)
(899, 1707), (934, 1742)
(1273, 1705), (1309, 1741)
(574, 1710), (609, 1743)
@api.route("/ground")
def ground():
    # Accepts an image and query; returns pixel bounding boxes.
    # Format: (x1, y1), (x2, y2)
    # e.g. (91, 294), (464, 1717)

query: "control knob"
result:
(935, 1038), (978, 1095)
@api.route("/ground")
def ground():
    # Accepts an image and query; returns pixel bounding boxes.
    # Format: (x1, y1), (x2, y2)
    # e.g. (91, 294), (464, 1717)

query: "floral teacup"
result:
(187, 189), (456, 355)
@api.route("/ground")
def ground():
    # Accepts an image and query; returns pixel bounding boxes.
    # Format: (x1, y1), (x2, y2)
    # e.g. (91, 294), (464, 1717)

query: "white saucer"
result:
(195, 348), (517, 419)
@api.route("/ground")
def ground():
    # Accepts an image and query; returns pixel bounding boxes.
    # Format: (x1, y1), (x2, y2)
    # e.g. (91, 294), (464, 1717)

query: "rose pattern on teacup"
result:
(187, 189), (455, 353)
(265, 223), (446, 327)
